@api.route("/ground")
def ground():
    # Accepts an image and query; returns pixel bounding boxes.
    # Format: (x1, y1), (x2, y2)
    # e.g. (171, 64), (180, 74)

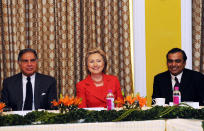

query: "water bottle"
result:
(173, 86), (181, 105)
(106, 89), (114, 110)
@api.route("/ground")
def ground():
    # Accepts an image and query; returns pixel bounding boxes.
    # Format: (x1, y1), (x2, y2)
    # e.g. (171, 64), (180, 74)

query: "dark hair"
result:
(166, 48), (187, 62)
(18, 48), (38, 61)
(85, 48), (107, 74)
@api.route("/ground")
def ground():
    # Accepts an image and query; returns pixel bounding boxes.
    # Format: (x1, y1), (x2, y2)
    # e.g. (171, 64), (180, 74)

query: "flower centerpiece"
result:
(115, 93), (147, 109)
(51, 95), (82, 113)
(113, 94), (147, 122)
(0, 102), (6, 114)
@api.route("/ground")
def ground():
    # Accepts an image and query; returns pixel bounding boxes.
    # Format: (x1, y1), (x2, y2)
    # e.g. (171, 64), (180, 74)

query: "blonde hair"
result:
(85, 48), (107, 74)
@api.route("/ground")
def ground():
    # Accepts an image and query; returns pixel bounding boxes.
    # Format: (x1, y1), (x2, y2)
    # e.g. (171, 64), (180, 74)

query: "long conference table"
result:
(0, 106), (203, 131)
(0, 119), (202, 131)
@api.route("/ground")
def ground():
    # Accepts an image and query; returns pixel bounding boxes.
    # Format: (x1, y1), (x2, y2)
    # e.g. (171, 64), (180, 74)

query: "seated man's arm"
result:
(152, 75), (161, 99)
(196, 73), (204, 106)
(1, 79), (11, 109)
(47, 78), (57, 109)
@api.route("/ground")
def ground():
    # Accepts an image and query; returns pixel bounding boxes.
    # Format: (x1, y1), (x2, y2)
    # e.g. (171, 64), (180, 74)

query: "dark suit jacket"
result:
(152, 69), (204, 105)
(76, 74), (123, 108)
(1, 73), (57, 111)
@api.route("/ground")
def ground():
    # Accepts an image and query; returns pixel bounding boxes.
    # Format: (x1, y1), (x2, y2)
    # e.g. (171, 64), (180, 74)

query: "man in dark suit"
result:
(1, 48), (57, 111)
(152, 48), (204, 105)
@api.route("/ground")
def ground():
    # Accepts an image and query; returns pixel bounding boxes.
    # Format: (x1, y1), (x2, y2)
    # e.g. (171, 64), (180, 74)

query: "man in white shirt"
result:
(152, 48), (204, 105)
(1, 48), (57, 111)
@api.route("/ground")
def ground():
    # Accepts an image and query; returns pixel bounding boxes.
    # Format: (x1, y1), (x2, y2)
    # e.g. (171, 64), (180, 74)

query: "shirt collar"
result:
(22, 73), (36, 81)
(170, 72), (183, 83)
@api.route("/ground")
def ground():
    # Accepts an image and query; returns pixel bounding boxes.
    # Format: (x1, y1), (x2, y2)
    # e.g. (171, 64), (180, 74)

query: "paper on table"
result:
(4, 110), (33, 116)
(83, 107), (105, 111)
(169, 102), (199, 109)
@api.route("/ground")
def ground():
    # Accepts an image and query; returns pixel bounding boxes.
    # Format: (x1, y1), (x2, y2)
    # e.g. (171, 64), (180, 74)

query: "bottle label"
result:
(106, 98), (114, 110)
(173, 96), (180, 105)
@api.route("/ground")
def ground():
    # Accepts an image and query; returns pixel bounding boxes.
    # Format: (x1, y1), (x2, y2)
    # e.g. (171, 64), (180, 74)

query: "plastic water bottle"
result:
(106, 89), (114, 110)
(173, 86), (181, 105)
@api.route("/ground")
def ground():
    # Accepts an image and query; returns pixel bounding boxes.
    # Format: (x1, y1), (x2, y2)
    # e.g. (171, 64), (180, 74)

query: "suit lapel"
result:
(85, 75), (107, 103)
(167, 72), (173, 90)
(34, 73), (40, 109)
(166, 72), (174, 102)
(16, 73), (23, 110)
(99, 74), (110, 103)
(179, 69), (189, 98)
(103, 74), (110, 95)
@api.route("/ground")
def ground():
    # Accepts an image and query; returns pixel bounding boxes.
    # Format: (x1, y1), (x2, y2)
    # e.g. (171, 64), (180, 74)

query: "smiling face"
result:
(18, 52), (38, 76)
(87, 53), (105, 75)
(167, 52), (186, 76)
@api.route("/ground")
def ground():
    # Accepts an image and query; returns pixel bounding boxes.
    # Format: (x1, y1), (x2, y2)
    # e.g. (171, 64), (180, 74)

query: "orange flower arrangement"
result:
(115, 94), (146, 109)
(0, 102), (6, 112)
(51, 95), (82, 113)
(136, 94), (146, 107)
(115, 97), (125, 107)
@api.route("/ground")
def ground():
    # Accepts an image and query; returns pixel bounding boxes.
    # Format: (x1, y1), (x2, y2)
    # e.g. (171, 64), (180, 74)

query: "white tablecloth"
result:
(166, 119), (203, 131)
(0, 120), (166, 131)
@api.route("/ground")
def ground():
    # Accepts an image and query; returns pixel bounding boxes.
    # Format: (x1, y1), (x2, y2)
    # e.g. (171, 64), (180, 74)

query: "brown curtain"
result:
(0, 1), (133, 97)
(192, 0), (204, 73)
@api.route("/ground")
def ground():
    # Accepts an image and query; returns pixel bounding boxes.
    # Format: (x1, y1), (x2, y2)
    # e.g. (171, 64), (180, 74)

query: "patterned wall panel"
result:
(192, 0), (204, 74)
(0, 0), (133, 97)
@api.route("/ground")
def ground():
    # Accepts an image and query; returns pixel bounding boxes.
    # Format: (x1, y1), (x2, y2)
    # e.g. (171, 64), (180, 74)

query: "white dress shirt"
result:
(170, 72), (183, 90)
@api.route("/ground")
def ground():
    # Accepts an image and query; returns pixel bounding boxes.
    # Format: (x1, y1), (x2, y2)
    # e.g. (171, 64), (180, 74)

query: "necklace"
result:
(92, 79), (103, 84)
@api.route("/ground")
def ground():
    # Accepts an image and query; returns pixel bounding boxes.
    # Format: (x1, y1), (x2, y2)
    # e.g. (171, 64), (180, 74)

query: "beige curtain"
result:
(0, 0), (133, 97)
(192, 0), (204, 73)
